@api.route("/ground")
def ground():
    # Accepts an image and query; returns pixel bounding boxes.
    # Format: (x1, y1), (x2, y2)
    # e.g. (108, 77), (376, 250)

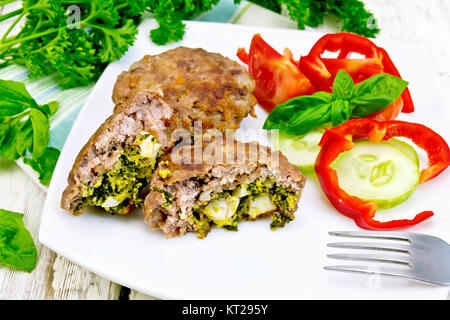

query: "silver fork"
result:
(324, 231), (450, 285)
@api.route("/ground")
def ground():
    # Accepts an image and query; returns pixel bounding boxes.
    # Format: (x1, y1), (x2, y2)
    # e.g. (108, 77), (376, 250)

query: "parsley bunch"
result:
(280, 0), (380, 38)
(0, 0), (145, 89)
(0, 0), (379, 90)
(147, 0), (221, 45)
(147, 0), (379, 44)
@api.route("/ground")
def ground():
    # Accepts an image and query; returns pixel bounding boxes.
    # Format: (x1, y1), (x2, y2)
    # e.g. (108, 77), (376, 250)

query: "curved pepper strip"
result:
(299, 32), (414, 113)
(315, 118), (450, 230)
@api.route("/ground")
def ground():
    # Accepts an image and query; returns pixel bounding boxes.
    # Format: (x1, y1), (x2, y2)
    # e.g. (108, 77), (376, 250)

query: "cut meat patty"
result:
(144, 138), (306, 238)
(112, 47), (257, 133)
(61, 90), (176, 215)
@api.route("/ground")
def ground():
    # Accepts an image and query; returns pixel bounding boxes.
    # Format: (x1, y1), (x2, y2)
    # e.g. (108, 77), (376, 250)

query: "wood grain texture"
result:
(364, 0), (450, 91)
(0, 161), (121, 300)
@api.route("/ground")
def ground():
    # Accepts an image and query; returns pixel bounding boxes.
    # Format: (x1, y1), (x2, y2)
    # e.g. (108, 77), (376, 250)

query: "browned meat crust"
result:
(61, 90), (176, 215)
(112, 47), (257, 133)
(144, 138), (306, 238)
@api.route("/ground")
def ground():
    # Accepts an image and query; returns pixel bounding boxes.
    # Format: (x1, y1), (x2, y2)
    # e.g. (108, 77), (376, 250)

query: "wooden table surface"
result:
(1, 0), (449, 300)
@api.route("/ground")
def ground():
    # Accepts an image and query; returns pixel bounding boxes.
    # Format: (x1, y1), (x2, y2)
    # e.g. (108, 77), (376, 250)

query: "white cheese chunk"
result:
(202, 196), (240, 226)
(232, 184), (249, 198)
(101, 197), (121, 208)
(198, 190), (212, 202)
(248, 194), (277, 219)
(139, 134), (161, 158)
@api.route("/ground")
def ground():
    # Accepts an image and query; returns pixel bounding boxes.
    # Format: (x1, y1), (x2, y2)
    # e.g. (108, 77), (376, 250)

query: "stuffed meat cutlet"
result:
(144, 138), (306, 238)
(61, 90), (176, 215)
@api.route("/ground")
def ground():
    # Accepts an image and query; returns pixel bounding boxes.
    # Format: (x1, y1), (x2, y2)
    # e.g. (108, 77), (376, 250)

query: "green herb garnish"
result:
(0, 1), (379, 88)
(0, 1), (143, 88)
(0, 209), (37, 273)
(263, 70), (409, 135)
(279, 0), (379, 38)
(0, 79), (60, 185)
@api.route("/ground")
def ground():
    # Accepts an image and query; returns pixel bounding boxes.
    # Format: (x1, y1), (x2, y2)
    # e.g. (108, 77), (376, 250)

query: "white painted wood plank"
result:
(365, 0), (450, 90)
(0, 161), (121, 299)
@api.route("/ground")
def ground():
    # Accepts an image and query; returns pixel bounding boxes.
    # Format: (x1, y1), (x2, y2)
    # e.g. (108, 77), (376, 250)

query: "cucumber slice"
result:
(384, 138), (419, 165)
(275, 127), (325, 175)
(331, 140), (420, 209)
(275, 125), (351, 175)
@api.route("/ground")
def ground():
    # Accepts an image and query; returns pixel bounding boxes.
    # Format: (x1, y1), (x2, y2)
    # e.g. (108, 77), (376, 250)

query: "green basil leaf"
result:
(0, 124), (10, 147)
(0, 80), (34, 105)
(22, 157), (40, 175)
(263, 92), (333, 130)
(29, 108), (49, 159)
(15, 119), (33, 157)
(0, 80), (60, 184)
(351, 73), (408, 117)
(333, 69), (354, 99)
(36, 147), (60, 186)
(310, 91), (334, 101)
(47, 101), (59, 116)
(0, 124), (20, 161)
(35, 104), (51, 116)
(284, 102), (332, 135)
(331, 99), (352, 127)
(23, 147), (60, 186)
(35, 100), (58, 117)
(0, 104), (27, 118)
(0, 209), (37, 273)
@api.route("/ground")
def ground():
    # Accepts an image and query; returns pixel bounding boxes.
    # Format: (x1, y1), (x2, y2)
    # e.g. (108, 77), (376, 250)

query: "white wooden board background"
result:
(0, 0), (449, 299)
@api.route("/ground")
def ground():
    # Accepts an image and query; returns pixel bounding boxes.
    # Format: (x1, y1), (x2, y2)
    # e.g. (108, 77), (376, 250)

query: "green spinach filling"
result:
(191, 179), (297, 238)
(152, 187), (174, 209)
(77, 134), (160, 214)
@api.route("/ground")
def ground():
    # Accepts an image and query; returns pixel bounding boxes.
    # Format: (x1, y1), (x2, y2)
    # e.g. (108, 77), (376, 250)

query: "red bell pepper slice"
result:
(299, 32), (414, 115)
(237, 34), (315, 112)
(314, 118), (450, 230)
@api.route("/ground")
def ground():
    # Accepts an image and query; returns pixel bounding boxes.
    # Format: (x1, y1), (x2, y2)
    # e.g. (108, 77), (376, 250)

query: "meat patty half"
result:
(112, 47), (257, 133)
(144, 138), (306, 238)
(61, 90), (176, 215)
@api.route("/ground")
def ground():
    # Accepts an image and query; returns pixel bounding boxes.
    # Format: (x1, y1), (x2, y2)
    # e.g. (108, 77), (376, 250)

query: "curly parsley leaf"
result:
(0, 1), (143, 89)
(147, 0), (221, 45)
(1, 0), (379, 86)
(242, 0), (379, 38)
(0, 209), (37, 273)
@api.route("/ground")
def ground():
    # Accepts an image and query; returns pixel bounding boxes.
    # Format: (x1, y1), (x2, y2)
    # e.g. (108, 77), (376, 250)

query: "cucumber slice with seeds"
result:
(331, 140), (420, 209)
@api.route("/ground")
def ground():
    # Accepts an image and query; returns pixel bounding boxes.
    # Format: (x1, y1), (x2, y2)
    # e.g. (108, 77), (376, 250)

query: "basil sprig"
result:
(0, 79), (60, 185)
(0, 209), (37, 273)
(263, 70), (409, 135)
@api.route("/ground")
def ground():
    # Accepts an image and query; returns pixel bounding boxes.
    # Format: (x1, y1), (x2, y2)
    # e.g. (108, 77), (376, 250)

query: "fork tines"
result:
(324, 230), (416, 282)
(326, 230), (413, 266)
(325, 230), (450, 285)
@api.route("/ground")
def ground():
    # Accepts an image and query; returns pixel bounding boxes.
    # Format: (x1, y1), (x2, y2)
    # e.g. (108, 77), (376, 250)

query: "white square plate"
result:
(39, 20), (450, 299)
